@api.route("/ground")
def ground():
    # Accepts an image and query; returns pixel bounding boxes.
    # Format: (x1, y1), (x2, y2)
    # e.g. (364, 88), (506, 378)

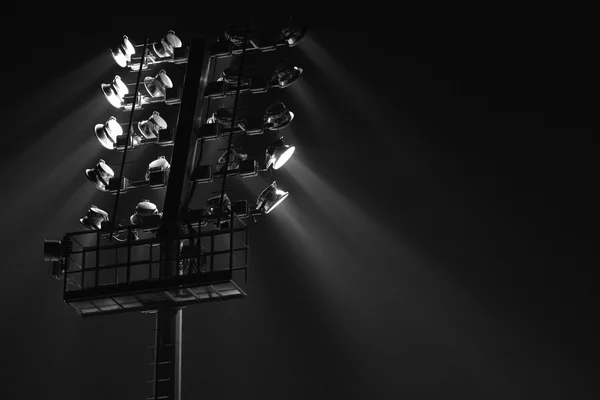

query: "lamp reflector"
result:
(266, 137), (295, 170)
(85, 159), (114, 191)
(281, 25), (306, 47)
(101, 75), (129, 108)
(265, 101), (294, 130)
(256, 181), (289, 214)
(130, 199), (160, 225)
(271, 64), (303, 88)
(216, 149), (247, 172)
(94, 116), (123, 150)
(80, 205), (109, 230)
(145, 156), (171, 181)
(153, 30), (182, 58)
(110, 35), (136, 67)
(137, 111), (167, 139)
(144, 69), (173, 98)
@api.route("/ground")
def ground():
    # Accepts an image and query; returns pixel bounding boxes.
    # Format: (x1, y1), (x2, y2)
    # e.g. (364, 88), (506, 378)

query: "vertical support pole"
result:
(153, 38), (210, 400)
(229, 211), (234, 274)
(153, 307), (183, 400)
(95, 230), (100, 287)
(160, 37), (211, 280)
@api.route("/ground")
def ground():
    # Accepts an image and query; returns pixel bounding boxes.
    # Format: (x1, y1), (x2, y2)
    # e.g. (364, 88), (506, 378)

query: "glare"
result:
(265, 137), (296, 170)
(110, 35), (136, 68)
(274, 146), (295, 169)
(101, 75), (129, 108)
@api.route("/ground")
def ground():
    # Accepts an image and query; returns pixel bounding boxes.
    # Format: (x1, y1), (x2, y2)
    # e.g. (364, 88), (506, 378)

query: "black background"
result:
(0, 7), (596, 400)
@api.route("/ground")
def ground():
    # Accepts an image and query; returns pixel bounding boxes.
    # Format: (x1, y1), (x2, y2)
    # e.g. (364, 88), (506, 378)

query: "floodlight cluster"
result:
(203, 19), (308, 220)
(82, 19), (308, 232)
(81, 31), (184, 233)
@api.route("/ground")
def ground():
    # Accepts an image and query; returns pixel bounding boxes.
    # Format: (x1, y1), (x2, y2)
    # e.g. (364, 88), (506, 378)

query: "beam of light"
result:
(1, 97), (106, 259)
(295, 32), (421, 150)
(5, 52), (114, 166)
(272, 153), (519, 395)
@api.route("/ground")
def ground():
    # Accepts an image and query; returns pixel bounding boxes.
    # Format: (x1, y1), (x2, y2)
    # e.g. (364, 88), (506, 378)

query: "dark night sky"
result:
(0, 8), (597, 400)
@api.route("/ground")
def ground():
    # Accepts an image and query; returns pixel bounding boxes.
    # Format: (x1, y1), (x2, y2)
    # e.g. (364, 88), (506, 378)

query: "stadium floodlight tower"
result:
(43, 18), (305, 400)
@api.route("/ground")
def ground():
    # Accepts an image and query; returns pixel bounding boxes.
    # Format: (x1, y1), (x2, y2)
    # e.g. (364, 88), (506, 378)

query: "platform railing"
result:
(63, 212), (249, 295)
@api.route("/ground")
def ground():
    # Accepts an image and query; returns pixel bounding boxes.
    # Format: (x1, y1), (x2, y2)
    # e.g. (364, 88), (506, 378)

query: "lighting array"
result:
(83, 20), (307, 232)
(197, 20), (307, 219)
(80, 32), (186, 233)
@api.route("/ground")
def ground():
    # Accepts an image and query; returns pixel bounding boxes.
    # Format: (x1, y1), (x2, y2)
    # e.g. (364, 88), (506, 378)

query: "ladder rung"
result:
(147, 344), (172, 348)
(146, 378), (171, 383)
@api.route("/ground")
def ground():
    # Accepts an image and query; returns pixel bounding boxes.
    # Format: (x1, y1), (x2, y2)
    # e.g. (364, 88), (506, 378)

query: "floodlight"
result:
(265, 101), (294, 130)
(205, 194), (232, 228)
(216, 149), (247, 172)
(137, 111), (167, 139)
(85, 159), (114, 191)
(280, 25), (306, 47)
(224, 28), (245, 46)
(207, 108), (233, 126)
(153, 30), (182, 58)
(220, 66), (245, 85)
(144, 69), (173, 98)
(265, 137), (295, 170)
(94, 116), (124, 150)
(110, 35), (136, 68)
(256, 181), (289, 214)
(101, 75), (129, 108)
(130, 199), (161, 225)
(270, 63), (303, 88)
(145, 156), (171, 181)
(79, 205), (109, 230)
(205, 193), (231, 215)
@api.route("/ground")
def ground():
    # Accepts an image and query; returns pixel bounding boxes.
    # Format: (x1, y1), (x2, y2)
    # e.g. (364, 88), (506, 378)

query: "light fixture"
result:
(219, 66), (248, 86)
(280, 24), (306, 47)
(265, 101), (294, 130)
(207, 107), (233, 126)
(153, 30), (182, 58)
(144, 69), (173, 98)
(270, 63), (303, 88)
(205, 194), (232, 228)
(79, 205), (109, 230)
(265, 137), (295, 170)
(130, 199), (161, 225)
(145, 156), (171, 182)
(85, 159), (114, 191)
(256, 181), (289, 214)
(94, 116), (124, 150)
(224, 27), (245, 47)
(216, 149), (247, 173)
(205, 194), (231, 215)
(101, 75), (129, 108)
(137, 111), (167, 139)
(110, 35), (136, 68)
